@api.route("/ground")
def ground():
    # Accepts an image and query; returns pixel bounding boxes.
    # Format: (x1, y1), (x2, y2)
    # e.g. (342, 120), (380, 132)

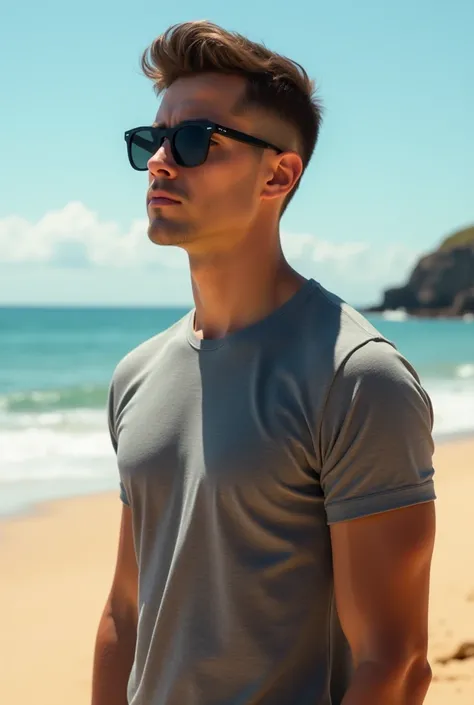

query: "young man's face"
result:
(146, 73), (286, 253)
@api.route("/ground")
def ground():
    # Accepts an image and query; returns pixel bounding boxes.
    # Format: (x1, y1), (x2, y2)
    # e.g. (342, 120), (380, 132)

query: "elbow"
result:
(405, 658), (432, 700)
(378, 655), (432, 702)
(357, 653), (432, 702)
(101, 593), (137, 638)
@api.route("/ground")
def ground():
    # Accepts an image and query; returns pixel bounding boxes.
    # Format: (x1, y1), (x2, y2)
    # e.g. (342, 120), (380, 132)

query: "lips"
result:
(149, 197), (180, 206)
(148, 189), (182, 205)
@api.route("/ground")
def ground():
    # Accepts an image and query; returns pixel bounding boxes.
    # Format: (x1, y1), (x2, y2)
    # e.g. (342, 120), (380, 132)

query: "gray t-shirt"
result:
(107, 279), (435, 705)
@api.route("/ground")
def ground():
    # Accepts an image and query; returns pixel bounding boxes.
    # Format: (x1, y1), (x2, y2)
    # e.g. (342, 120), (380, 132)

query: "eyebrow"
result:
(151, 117), (221, 129)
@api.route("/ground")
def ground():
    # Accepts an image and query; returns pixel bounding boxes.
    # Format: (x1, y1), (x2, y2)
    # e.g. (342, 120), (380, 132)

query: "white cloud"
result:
(0, 202), (421, 304)
(0, 201), (188, 270)
(280, 230), (420, 296)
(280, 231), (369, 262)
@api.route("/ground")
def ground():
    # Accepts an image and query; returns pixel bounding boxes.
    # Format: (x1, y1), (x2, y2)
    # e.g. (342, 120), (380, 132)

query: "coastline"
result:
(1, 438), (473, 704)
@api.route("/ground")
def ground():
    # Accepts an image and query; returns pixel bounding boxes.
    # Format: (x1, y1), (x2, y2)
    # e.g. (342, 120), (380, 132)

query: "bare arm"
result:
(330, 502), (436, 705)
(91, 504), (138, 705)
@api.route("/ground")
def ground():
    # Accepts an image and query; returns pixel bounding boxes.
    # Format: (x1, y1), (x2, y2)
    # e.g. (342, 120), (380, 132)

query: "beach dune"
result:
(1, 440), (473, 704)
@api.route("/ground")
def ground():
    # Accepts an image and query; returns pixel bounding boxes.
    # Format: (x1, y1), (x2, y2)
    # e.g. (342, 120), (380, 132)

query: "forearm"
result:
(91, 601), (137, 705)
(341, 659), (432, 705)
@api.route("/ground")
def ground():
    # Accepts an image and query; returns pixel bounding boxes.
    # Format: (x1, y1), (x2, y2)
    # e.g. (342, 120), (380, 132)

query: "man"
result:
(92, 20), (436, 705)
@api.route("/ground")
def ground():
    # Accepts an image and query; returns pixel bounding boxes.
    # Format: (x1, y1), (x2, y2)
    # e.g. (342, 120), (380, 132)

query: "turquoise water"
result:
(1, 306), (473, 517)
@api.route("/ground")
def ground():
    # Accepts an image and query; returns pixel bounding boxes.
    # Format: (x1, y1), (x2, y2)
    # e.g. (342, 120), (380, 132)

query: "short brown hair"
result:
(140, 21), (323, 211)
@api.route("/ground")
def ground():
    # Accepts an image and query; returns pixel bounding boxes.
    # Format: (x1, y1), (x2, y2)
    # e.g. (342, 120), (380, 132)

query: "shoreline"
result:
(1, 438), (473, 704)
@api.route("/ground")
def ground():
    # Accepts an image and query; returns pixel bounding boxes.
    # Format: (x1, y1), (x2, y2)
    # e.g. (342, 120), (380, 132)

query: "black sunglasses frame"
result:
(124, 119), (284, 171)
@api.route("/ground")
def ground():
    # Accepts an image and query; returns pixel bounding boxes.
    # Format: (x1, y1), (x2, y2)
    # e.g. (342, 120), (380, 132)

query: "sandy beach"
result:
(1, 439), (473, 704)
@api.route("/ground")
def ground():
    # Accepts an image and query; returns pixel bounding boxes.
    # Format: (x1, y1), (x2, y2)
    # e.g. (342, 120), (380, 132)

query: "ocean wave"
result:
(0, 427), (112, 471)
(0, 384), (108, 413)
(381, 309), (409, 322)
(0, 404), (114, 487)
(425, 378), (474, 438)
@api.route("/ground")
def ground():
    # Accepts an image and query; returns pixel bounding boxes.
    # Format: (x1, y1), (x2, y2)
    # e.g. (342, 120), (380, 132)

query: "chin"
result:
(147, 219), (190, 246)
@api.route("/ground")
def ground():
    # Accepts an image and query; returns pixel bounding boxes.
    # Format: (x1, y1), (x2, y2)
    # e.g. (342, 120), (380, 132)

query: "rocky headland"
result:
(366, 225), (474, 318)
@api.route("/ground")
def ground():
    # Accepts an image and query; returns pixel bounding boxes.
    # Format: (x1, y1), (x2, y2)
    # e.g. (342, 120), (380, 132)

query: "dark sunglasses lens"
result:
(130, 129), (158, 170)
(174, 125), (210, 167)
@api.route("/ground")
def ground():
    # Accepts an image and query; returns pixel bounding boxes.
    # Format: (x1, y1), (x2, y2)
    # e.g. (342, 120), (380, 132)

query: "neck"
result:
(188, 228), (307, 340)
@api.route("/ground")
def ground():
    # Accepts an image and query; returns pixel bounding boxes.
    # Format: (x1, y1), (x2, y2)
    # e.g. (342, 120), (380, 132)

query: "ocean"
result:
(1, 305), (473, 518)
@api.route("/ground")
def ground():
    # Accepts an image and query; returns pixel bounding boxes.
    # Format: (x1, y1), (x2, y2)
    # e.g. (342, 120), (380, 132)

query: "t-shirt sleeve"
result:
(319, 339), (436, 524)
(119, 481), (130, 506)
(107, 378), (131, 507)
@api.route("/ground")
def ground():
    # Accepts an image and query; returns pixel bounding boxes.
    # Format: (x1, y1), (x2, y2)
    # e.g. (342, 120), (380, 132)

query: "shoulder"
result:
(308, 281), (392, 357)
(337, 337), (422, 389)
(109, 311), (191, 400)
(306, 281), (427, 388)
(319, 330), (434, 477)
(303, 282), (434, 446)
(324, 334), (433, 431)
(300, 281), (399, 395)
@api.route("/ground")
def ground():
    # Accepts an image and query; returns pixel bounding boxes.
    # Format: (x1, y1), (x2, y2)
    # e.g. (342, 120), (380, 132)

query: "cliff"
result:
(367, 225), (474, 317)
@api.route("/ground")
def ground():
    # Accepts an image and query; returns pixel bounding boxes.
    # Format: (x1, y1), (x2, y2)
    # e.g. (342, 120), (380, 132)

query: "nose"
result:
(147, 138), (178, 179)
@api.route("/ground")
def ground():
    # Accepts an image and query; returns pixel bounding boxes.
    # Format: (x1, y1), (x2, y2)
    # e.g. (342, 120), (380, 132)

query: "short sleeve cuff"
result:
(120, 481), (130, 506)
(325, 477), (436, 524)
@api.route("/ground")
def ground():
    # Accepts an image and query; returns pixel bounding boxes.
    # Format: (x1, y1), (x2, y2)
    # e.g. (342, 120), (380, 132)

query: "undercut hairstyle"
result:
(140, 21), (323, 213)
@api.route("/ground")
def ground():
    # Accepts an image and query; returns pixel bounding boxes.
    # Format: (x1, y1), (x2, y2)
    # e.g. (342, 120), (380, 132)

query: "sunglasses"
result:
(124, 119), (283, 171)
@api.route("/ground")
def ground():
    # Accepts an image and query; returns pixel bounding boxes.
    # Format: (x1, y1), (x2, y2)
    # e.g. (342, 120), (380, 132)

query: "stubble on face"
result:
(147, 206), (192, 246)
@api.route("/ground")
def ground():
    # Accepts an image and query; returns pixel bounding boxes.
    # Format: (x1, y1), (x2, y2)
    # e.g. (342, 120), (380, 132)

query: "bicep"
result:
(330, 501), (436, 667)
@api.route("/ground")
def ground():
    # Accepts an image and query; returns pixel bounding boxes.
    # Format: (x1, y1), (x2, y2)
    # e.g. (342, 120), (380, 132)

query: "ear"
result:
(260, 152), (304, 202)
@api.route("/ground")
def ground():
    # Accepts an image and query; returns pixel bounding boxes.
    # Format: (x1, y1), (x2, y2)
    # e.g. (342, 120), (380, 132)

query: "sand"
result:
(0, 439), (473, 704)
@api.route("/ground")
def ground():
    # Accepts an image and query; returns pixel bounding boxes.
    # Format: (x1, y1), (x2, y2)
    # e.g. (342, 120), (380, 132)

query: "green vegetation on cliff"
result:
(439, 225), (474, 251)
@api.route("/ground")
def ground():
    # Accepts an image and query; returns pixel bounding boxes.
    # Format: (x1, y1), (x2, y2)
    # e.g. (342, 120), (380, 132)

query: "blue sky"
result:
(0, 0), (472, 306)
